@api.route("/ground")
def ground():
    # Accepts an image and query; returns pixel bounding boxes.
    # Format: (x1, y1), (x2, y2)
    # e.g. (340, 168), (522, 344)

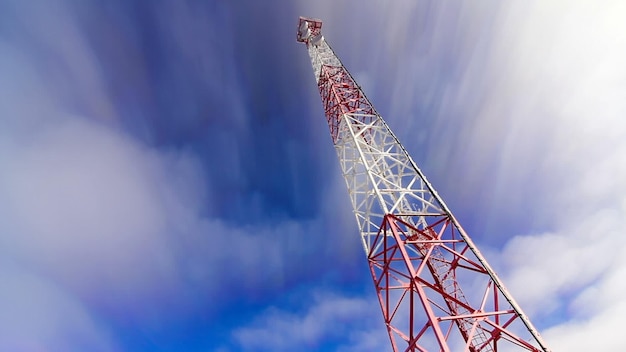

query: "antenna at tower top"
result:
(297, 16), (323, 44)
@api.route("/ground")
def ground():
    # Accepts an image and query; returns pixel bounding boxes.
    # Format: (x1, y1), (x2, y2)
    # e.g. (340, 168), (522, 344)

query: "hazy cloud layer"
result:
(0, 114), (359, 347)
(0, 262), (118, 351)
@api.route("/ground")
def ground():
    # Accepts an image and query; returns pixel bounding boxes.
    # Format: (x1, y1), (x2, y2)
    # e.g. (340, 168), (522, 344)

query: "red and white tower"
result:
(297, 17), (550, 352)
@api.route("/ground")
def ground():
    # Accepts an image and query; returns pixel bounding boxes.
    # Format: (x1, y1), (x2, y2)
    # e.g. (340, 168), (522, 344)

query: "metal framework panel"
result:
(297, 17), (550, 352)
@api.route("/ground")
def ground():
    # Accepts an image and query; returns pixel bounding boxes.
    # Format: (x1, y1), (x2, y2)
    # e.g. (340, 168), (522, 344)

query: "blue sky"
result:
(1, 1), (626, 351)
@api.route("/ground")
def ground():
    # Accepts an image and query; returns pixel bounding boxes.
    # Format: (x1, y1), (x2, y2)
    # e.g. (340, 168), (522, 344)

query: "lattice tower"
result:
(297, 17), (551, 352)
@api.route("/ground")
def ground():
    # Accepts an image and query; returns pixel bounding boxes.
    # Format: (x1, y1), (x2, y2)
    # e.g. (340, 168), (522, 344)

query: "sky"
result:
(0, 0), (625, 351)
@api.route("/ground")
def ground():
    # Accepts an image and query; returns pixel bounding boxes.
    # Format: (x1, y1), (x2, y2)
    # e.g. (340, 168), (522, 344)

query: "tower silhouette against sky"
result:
(297, 17), (550, 352)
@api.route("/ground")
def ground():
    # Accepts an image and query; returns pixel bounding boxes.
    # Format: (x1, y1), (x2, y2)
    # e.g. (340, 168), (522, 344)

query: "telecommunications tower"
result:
(297, 17), (550, 352)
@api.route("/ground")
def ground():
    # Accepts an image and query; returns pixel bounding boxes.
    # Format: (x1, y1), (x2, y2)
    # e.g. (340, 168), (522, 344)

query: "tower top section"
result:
(297, 16), (323, 44)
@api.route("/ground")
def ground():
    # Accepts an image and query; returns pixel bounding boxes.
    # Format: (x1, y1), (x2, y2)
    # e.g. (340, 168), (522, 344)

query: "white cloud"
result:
(0, 113), (360, 347)
(233, 291), (388, 352)
(0, 261), (118, 351)
(439, 1), (626, 350)
(0, 111), (359, 325)
(542, 246), (626, 350)
(0, 114), (212, 321)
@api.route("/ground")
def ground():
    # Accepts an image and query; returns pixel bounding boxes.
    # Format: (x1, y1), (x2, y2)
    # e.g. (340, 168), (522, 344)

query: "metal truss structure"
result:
(297, 17), (551, 352)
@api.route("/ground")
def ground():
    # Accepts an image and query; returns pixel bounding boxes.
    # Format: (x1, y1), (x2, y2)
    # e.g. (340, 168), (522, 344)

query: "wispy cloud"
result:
(0, 261), (118, 351)
(0, 112), (361, 345)
(233, 290), (388, 352)
(397, 1), (626, 349)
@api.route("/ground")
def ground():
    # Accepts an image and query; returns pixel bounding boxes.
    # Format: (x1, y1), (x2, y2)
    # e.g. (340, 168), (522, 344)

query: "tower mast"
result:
(297, 17), (550, 352)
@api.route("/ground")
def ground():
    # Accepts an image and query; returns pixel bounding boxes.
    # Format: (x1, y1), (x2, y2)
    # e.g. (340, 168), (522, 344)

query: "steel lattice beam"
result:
(297, 16), (551, 352)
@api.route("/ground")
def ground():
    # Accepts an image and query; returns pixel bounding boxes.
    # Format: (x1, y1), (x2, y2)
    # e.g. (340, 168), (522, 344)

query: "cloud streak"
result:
(0, 2), (361, 348)
(233, 290), (388, 352)
(385, 1), (626, 349)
